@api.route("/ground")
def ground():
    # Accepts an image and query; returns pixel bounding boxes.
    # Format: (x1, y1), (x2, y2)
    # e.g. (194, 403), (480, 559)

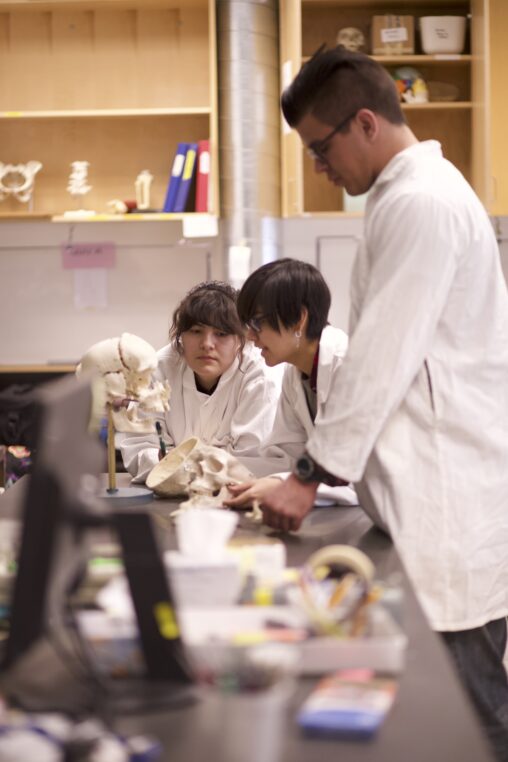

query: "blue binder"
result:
(162, 142), (188, 212)
(173, 142), (198, 213)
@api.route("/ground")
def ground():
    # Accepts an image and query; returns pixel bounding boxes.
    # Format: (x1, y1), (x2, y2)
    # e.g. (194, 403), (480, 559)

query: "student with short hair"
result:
(225, 258), (356, 508)
(120, 281), (285, 482)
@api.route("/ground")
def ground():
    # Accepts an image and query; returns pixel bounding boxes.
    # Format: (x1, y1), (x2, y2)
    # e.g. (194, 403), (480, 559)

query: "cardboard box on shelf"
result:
(371, 15), (414, 55)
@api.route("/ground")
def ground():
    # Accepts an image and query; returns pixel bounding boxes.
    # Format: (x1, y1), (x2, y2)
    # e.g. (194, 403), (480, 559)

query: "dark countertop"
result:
(0, 476), (494, 762)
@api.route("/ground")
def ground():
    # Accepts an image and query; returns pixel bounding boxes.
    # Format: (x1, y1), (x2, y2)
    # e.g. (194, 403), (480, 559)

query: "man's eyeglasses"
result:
(306, 111), (357, 164)
(246, 314), (269, 333)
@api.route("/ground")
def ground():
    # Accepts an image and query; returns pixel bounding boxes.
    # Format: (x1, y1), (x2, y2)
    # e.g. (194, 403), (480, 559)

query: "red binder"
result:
(195, 139), (210, 213)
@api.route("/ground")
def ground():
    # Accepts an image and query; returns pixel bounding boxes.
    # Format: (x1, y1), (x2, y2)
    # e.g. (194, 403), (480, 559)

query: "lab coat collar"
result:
(371, 140), (442, 195)
(316, 325), (346, 405)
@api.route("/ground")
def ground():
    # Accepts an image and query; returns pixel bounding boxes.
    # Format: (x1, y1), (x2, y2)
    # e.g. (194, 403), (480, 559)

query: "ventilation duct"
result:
(216, 0), (281, 284)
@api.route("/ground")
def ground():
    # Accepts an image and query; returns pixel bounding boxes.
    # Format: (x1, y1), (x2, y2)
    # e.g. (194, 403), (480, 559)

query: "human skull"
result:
(76, 332), (170, 433)
(146, 436), (253, 507)
(336, 27), (365, 52)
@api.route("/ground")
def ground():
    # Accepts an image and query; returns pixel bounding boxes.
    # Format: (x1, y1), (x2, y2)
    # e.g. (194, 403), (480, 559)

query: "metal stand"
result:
(99, 404), (153, 505)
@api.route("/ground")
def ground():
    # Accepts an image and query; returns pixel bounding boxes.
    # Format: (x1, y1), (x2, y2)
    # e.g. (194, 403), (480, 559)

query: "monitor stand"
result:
(97, 676), (198, 716)
(0, 634), (198, 717)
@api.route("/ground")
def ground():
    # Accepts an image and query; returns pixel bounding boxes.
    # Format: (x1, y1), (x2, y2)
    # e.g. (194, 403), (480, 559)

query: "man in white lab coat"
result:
(261, 46), (508, 759)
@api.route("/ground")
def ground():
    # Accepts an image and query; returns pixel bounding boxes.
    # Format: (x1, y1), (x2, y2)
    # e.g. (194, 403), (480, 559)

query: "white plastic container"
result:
(420, 16), (466, 55)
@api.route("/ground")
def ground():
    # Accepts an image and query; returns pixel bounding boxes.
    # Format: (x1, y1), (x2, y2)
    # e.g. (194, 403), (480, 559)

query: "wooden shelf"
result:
(402, 101), (472, 109)
(0, 364), (77, 374)
(0, 212), (217, 224)
(300, 0), (469, 6)
(0, 1), (218, 215)
(303, 54), (472, 65)
(0, 107), (212, 120)
(51, 212), (216, 222)
(281, 0), (478, 216)
(372, 54), (472, 64)
(0, 212), (52, 220)
(0, 1), (208, 9)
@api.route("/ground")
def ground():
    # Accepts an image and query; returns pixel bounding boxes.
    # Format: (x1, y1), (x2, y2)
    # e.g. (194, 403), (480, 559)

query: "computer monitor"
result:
(1, 373), (195, 712)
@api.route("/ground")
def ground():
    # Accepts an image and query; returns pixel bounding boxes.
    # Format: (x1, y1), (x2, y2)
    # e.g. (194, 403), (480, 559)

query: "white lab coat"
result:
(262, 325), (358, 505)
(120, 341), (285, 482)
(307, 141), (508, 631)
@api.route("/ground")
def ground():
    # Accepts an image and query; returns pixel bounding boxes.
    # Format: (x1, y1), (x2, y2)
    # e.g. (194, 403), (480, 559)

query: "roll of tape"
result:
(298, 545), (375, 635)
(306, 545), (375, 584)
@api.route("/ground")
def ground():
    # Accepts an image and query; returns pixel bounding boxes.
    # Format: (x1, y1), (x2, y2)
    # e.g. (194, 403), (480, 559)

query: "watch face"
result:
(296, 455), (314, 480)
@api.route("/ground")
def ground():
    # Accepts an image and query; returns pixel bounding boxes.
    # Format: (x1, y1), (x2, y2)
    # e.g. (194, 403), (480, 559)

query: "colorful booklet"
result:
(173, 142), (198, 213)
(297, 669), (398, 739)
(162, 142), (188, 212)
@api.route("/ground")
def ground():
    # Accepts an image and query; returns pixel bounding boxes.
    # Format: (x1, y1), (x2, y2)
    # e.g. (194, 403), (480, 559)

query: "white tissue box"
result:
(164, 551), (243, 608)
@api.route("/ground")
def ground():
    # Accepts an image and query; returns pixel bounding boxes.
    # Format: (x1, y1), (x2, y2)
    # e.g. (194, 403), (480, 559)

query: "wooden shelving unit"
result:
(280, 0), (487, 216)
(0, 364), (76, 393)
(0, 0), (218, 219)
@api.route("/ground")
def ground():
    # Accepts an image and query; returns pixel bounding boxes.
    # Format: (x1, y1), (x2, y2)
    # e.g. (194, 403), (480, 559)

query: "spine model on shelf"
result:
(173, 143), (198, 213)
(162, 142), (189, 213)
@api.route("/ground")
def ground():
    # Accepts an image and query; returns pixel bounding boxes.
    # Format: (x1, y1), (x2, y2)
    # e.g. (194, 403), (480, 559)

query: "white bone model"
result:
(0, 161), (42, 203)
(77, 333), (170, 433)
(134, 169), (153, 210)
(67, 160), (92, 199)
(147, 436), (261, 518)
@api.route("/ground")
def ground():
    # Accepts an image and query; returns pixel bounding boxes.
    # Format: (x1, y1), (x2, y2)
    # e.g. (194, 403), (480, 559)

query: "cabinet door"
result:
(487, 0), (508, 214)
(280, 0), (484, 217)
(280, 0), (303, 217)
(0, 1), (217, 219)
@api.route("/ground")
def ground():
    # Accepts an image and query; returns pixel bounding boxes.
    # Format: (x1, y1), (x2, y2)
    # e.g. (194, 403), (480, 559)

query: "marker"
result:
(155, 421), (167, 457)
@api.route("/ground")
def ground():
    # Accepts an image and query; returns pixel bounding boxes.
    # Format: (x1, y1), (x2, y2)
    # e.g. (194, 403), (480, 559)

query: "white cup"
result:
(208, 644), (299, 762)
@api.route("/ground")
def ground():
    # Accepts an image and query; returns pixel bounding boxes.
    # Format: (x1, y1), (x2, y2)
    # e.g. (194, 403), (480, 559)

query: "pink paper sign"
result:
(61, 241), (116, 269)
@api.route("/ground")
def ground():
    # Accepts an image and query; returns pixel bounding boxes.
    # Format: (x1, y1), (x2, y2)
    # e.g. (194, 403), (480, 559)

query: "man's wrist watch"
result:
(293, 452), (338, 487)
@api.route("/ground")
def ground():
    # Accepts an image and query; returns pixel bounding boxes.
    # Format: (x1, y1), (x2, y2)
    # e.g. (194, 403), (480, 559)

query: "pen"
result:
(155, 421), (167, 457)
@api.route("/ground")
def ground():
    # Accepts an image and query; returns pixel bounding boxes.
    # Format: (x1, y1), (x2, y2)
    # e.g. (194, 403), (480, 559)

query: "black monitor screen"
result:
(1, 373), (195, 713)
(2, 373), (105, 671)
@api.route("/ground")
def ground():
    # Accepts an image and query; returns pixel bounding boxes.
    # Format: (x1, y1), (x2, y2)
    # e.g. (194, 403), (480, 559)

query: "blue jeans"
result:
(441, 618), (508, 762)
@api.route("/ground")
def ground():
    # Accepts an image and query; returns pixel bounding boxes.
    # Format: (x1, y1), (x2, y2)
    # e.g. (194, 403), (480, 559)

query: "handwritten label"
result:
(381, 27), (408, 43)
(62, 241), (116, 269)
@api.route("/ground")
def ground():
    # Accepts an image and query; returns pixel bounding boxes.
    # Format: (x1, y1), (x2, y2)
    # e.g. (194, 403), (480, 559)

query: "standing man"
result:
(262, 46), (508, 760)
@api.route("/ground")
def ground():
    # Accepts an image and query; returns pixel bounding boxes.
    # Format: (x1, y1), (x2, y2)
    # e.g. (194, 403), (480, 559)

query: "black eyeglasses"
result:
(246, 314), (268, 333)
(306, 111), (358, 164)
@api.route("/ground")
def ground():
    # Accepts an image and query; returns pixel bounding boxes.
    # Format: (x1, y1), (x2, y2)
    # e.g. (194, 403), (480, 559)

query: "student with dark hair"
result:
(235, 257), (331, 340)
(257, 45), (508, 761)
(225, 258), (356, 508)
(120, 281), (284, 481)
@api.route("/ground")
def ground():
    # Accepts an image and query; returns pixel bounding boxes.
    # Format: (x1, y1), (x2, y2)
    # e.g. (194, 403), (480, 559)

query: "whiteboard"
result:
(0, 221), (215, 364)
(316, 234), (360, 332)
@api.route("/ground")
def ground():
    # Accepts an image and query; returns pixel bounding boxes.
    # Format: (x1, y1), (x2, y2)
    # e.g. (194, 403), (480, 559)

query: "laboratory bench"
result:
(0, 475), (495, 762)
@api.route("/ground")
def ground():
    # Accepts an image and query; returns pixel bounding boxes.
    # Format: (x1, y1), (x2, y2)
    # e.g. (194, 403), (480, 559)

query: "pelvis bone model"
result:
(147, 436), (257, 513)
(77, 333), (170, 433)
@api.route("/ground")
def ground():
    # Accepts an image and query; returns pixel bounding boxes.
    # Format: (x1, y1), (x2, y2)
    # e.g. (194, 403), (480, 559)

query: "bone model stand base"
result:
(77, 332), (170, 503)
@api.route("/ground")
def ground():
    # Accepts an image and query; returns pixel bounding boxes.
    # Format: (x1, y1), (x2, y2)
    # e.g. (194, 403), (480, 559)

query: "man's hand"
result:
(224, 477), (283, 508)
(260, 474), (318, 532)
